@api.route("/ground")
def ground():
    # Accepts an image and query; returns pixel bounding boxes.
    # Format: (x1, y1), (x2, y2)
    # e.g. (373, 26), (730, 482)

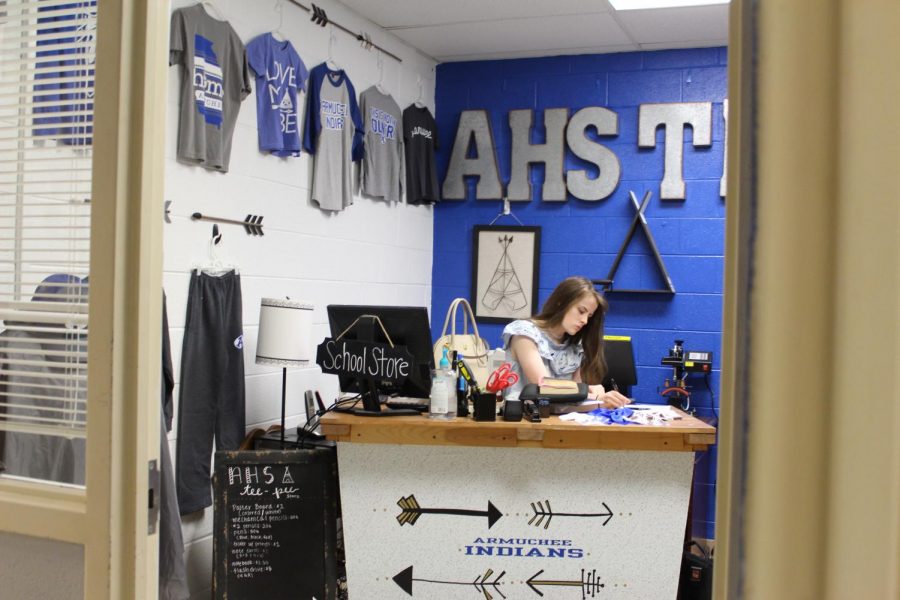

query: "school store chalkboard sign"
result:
(213, 449), (338, 600)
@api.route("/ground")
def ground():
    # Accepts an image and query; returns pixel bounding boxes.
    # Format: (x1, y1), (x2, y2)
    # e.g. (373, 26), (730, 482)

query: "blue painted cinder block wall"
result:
(430, 47), (727, 540)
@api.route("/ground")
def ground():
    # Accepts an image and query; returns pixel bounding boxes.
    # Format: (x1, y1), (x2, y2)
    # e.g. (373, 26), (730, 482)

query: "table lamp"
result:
(255, 298), (314, 442)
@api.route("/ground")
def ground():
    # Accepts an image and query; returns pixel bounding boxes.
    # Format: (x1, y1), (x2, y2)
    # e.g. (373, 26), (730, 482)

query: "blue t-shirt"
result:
(246, 33), (308, 156)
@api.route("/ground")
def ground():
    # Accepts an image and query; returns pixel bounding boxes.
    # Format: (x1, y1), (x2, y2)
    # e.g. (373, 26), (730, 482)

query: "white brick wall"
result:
(165, 2), (437, 597)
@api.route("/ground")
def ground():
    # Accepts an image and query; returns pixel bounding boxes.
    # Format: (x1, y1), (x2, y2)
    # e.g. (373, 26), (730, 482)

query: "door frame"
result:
(0, 1), (169, 597)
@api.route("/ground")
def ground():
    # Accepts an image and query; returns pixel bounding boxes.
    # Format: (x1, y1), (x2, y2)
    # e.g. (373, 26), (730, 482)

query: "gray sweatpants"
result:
(175, 271), (245, 515)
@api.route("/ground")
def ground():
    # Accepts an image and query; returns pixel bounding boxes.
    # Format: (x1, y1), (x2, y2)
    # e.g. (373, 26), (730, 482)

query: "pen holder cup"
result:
(537, 399), (551, 419)
(473, 392), (498, 421)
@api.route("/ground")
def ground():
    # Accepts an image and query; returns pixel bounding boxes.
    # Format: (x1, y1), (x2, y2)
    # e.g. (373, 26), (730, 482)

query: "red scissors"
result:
(487, 362), (519, 393)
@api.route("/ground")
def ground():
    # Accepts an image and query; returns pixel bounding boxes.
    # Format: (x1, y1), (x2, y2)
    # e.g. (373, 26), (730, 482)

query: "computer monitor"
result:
(601, 336), (638, 396)
(325, 305), (434, 414)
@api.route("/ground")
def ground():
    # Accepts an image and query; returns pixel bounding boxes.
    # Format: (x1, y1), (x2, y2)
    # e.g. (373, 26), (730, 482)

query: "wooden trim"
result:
(723, 1), (900, 598)
(824, 1), (900, 596)
(0, 480), (86, 543)
(740, 1), (839, 597)
(714, 1), (755, 597)
(320, 411), (716, 452)
(86, 0), (168, 598)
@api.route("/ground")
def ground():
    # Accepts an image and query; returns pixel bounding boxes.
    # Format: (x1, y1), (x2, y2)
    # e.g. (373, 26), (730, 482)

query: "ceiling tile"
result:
(614, 5), (729, 45)
(329, 0), (728, 62)
(392, 12), (634, 62)
(338, 0), (614, 29)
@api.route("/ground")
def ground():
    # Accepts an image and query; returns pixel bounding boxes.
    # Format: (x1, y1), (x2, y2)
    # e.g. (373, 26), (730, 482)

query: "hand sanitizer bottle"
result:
(430, 347), (456, 419)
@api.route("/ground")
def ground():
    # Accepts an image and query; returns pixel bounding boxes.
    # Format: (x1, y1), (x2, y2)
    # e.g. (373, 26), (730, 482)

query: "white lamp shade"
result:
(256, 298), (314, 366)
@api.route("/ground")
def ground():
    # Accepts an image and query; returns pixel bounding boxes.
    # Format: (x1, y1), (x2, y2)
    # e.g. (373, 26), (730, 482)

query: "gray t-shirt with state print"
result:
(360, 86), (404, 203)
(169, 4), (251, 173)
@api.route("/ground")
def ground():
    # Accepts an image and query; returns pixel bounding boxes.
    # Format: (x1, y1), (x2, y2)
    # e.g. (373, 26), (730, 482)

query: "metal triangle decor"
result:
(593, 190), (676, 295)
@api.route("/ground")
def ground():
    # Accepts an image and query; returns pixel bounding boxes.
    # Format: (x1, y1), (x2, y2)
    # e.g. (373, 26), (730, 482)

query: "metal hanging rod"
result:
(285, 0), (403, 63)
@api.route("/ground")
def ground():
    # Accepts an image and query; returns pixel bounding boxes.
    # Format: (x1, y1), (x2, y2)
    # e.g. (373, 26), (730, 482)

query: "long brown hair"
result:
(531, 276), (609, 384)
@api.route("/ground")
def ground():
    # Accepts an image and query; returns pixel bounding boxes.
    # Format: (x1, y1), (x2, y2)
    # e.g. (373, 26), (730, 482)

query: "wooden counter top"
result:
(319, 409), (716, 452)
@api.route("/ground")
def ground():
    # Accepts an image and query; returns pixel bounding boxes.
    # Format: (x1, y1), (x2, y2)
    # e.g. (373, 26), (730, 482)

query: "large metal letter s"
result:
(565, 106), (620, 201)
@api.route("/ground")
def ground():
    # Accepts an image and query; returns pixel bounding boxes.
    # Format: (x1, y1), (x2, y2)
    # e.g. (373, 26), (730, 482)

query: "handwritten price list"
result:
(215, 452), (336, 599)
(229, 501), (299, 580)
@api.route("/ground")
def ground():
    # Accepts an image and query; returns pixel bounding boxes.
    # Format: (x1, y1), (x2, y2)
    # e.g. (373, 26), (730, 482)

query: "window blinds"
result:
(0, 0), (96, 448)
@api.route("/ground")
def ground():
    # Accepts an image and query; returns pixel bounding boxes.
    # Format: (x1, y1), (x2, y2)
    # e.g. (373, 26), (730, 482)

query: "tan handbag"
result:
(433, 298), (491, 388)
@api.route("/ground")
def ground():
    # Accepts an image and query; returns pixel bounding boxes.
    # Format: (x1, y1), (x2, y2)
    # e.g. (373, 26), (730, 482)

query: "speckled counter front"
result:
(320, 412), (715, 599)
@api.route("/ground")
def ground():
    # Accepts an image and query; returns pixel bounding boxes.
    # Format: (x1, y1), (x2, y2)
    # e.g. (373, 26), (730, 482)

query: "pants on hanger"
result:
(176, 271), (245, 515)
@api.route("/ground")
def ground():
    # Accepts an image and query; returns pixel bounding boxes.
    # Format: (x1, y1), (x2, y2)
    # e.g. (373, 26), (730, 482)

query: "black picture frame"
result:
(471, 225), (541, 323)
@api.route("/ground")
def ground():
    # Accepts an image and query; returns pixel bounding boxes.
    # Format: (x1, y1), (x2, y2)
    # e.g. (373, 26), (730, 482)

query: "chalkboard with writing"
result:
(213, 449), (338, 600)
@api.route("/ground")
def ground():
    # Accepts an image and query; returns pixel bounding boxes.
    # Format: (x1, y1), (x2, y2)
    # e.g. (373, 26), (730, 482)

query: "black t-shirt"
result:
(402, 105), (440, 204)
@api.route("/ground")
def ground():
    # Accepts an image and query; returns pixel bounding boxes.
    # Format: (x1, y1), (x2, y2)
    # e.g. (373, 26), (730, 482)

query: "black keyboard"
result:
(384, 396), (430, 412)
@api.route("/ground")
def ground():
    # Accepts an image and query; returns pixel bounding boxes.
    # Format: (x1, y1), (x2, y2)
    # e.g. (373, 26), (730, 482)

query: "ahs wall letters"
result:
(442, 101), (728, 202)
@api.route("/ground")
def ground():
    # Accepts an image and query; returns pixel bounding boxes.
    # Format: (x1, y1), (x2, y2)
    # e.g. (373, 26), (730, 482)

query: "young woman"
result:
(502, 276), (631, 408)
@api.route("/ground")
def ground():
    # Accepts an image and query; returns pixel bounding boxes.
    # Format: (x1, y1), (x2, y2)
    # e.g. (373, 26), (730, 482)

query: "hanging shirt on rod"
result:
(403, 104), (440, 205)
(169, 4), (251, 172)
(246, 33), (309, 157)
(360, 86), (404, 203)
(303, 63), (364, 211)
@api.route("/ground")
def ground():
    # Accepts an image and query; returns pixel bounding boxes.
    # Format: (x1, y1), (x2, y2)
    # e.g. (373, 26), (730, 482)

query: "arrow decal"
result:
(397, 494), (503, 528)
(393, 565), (506, 599)
(242, 214), (264, 236)
(528, 499), (614, 529)
(190, 212), (265, 236)
(526, 568), (605, 598)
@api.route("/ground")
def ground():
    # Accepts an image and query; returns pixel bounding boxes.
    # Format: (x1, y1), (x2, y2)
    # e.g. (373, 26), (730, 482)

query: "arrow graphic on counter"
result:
(526, 568), (605, 598)
(393, 565), (506, 599)
(396, 494), (503, 528)
(528, 499), (614, 529)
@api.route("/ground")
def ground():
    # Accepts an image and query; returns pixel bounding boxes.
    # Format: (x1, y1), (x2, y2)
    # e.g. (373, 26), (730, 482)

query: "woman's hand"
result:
(587, 384), (631, 409)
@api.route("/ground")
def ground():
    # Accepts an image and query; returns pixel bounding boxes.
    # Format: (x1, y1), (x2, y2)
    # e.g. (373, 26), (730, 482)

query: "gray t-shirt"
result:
(500, 320), (584, 400)
(360, 86), (404, 203)
(302, 64), (364, 211)
(169, 4), (251, 172)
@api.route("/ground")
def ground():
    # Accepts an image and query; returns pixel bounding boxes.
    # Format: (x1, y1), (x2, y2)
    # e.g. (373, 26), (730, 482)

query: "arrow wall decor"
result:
(528, 499), (614, 529)
(393, 565), (506, 600)
(285, 0), (402, 62)
(396, 494), (503, 529)
(526, 568), (605, 598)
(191, 212), (264, 236)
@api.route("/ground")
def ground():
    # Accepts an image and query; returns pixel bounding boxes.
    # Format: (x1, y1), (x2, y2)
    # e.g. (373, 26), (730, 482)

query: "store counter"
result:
(320, 409), (715, 451)
(320, 409), (716, 599)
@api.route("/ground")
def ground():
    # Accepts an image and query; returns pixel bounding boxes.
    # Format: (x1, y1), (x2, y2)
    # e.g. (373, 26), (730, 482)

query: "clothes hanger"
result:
(199, 0), (226, 21)
(325, 25), (341, 71)
(375, 54), (387, 95)
(194, 225), (238, 276)
(414, 75), (425, 108)
(271, 0), (286, 42)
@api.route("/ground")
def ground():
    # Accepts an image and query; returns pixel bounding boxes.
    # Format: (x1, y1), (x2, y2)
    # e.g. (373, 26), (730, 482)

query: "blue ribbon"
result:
(587, 406), (634, 425)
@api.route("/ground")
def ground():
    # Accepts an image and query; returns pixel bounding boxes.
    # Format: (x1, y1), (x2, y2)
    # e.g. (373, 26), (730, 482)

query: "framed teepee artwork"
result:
(471, 225), (541, 323)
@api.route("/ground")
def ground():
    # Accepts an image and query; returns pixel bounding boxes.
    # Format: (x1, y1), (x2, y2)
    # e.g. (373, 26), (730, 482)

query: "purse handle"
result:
(438, 298), (488, 358)
(439, 297), (461, 339)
